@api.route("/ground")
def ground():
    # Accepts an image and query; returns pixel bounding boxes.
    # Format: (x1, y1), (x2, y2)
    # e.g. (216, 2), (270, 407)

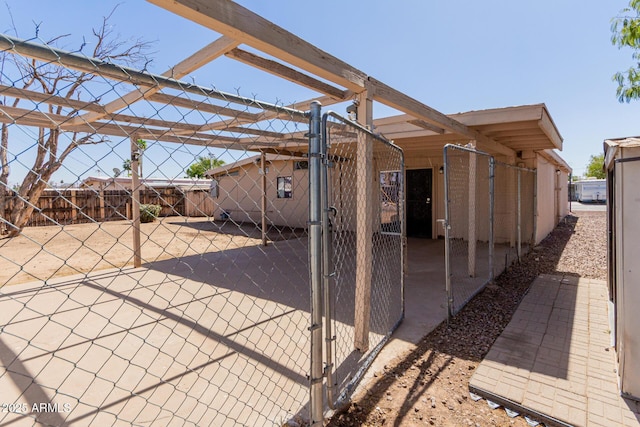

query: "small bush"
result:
(140, 204), (161, 223)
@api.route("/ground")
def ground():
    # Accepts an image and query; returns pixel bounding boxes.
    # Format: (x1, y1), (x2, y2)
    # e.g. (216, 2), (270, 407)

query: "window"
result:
(277, 176), (292, 198)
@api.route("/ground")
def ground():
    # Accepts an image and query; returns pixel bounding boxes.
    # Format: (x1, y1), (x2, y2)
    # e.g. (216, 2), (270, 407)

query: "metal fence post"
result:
(321, 113), (336, 409)
(130, 136), (142, 268)
(488, 157), (495, 283)
(517, 168), (522, 260)
(443, 146), (453, 319)
(308, 101), (324, 425)
(533, 169), (538, 246)
(489, 156), (496, 283)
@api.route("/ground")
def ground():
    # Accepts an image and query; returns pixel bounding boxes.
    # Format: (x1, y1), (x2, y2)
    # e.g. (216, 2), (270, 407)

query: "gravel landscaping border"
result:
(327, 211), (607, 426)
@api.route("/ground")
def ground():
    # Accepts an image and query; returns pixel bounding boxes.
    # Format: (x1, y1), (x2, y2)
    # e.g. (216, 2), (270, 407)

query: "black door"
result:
(407, 169), (433, 238)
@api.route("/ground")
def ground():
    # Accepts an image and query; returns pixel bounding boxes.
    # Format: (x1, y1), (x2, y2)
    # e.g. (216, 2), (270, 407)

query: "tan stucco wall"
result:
(535, 154), (569, 243)
(215, 159), (309, 229)
(212, 150), (569, 246)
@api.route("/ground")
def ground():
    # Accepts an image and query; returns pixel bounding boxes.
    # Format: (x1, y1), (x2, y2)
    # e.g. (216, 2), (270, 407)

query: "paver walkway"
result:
(470, 274), (640, 427)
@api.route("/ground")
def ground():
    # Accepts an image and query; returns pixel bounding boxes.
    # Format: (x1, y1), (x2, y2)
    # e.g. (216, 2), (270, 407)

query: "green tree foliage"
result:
(121, 139), (147, 177)
(585, 154), (606, 179)
(122, 159), (132, 176)
(612, 0), (640, 102)
(186, 156), (225, 178)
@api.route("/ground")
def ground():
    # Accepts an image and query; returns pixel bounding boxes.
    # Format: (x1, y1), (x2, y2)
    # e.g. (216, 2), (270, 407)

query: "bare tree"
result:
(0, 8), (152, 237)
(0, 123), (9, 235)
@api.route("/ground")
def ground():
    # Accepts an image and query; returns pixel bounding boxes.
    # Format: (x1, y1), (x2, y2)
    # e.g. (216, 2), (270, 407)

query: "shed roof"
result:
(206, 153), (306, 177)
(603, 137), (640, 170)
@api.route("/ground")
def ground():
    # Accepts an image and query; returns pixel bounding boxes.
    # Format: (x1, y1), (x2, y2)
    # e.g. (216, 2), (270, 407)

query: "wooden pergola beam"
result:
(73, 35), (240, 125)
(146, 1), (516, 158)
(147, 92), (258, 121)
(226, 48), (349, 100)
(0, 84), (107, 113)
(407, 119), (445, 134)
(147, 0), (367, 92)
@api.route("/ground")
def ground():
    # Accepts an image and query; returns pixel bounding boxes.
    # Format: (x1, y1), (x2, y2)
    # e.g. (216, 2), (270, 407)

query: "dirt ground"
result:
(0, 217), (271, 287)
(327, 211), (607, 427)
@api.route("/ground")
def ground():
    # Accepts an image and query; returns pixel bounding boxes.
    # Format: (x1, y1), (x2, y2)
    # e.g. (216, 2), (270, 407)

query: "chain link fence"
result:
(443, 144), (537, 317)
(321, 112), (404, 410)
(0, 34), (315, 426)
(493, 161), (536, 276)
(443, 145), (493, 316)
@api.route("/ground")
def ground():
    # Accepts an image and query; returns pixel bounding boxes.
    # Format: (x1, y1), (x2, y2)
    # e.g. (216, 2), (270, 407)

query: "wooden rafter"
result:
(147, 0), (515, 158)
(0, 84), (107, 113)
(147, 0), (368, 92)
(407, 119), (445, 134)
(0, 34), (307, 124)
(147, 92), (258, 121)
(72, 35), (240, 125)
(225, 48), (348, 100)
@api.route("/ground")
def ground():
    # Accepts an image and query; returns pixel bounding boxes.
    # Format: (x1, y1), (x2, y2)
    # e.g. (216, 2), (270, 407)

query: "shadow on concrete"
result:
(326, 214), (580, 426)
(167, 219), (307, 241)
(0, 338), (69, 427)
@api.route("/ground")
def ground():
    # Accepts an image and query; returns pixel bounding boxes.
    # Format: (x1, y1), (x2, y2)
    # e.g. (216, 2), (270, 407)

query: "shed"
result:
(604, 136), (640, 401)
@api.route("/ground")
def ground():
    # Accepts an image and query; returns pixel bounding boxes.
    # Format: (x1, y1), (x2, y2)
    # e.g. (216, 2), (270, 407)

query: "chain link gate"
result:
(443, 144), (537, 317)
(0, 34), (318, 426)
(318, 111), (404, 412)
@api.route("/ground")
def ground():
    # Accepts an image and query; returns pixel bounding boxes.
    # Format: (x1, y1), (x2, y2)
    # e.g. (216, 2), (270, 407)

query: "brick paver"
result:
(469, 274), (640, 427)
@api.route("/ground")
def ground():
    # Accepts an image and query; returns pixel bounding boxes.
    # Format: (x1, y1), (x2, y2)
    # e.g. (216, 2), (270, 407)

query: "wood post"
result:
(70, 189), (77, 223)
(507, 165), (516, 249)
(260, 151), (268, 246)
(99, 189), (105, 221)
(131, 136), (142, 268)
(354, 89), (373, 352)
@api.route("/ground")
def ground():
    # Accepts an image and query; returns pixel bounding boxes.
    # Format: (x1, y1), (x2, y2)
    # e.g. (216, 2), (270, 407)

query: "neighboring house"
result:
(604, 136), (640, 401)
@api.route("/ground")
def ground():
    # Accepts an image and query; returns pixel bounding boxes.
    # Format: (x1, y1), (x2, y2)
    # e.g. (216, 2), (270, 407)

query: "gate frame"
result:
(443, 144), (537, 318)
(309, 108), (405, 417)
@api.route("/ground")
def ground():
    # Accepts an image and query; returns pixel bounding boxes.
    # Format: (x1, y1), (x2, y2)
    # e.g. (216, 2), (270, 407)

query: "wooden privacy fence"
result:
(1, 188), (215, 227)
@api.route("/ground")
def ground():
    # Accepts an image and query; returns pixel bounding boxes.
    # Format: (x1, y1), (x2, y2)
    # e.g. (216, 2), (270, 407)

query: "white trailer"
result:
(575, 179), (606, 202)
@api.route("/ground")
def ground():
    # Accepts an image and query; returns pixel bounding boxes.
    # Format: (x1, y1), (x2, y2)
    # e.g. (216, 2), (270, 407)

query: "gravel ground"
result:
(327, 211), (607, 426)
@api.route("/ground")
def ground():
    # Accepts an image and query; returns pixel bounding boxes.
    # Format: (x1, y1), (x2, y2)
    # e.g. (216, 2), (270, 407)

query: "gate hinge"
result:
(308, 323), (322, 332)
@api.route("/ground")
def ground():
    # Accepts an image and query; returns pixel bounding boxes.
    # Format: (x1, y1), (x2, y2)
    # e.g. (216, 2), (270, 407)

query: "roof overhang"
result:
(374, 104), (563, 158)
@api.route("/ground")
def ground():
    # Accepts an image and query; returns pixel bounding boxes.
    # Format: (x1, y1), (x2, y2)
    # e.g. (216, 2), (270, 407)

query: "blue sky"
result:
(1, 0), (639, 183)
